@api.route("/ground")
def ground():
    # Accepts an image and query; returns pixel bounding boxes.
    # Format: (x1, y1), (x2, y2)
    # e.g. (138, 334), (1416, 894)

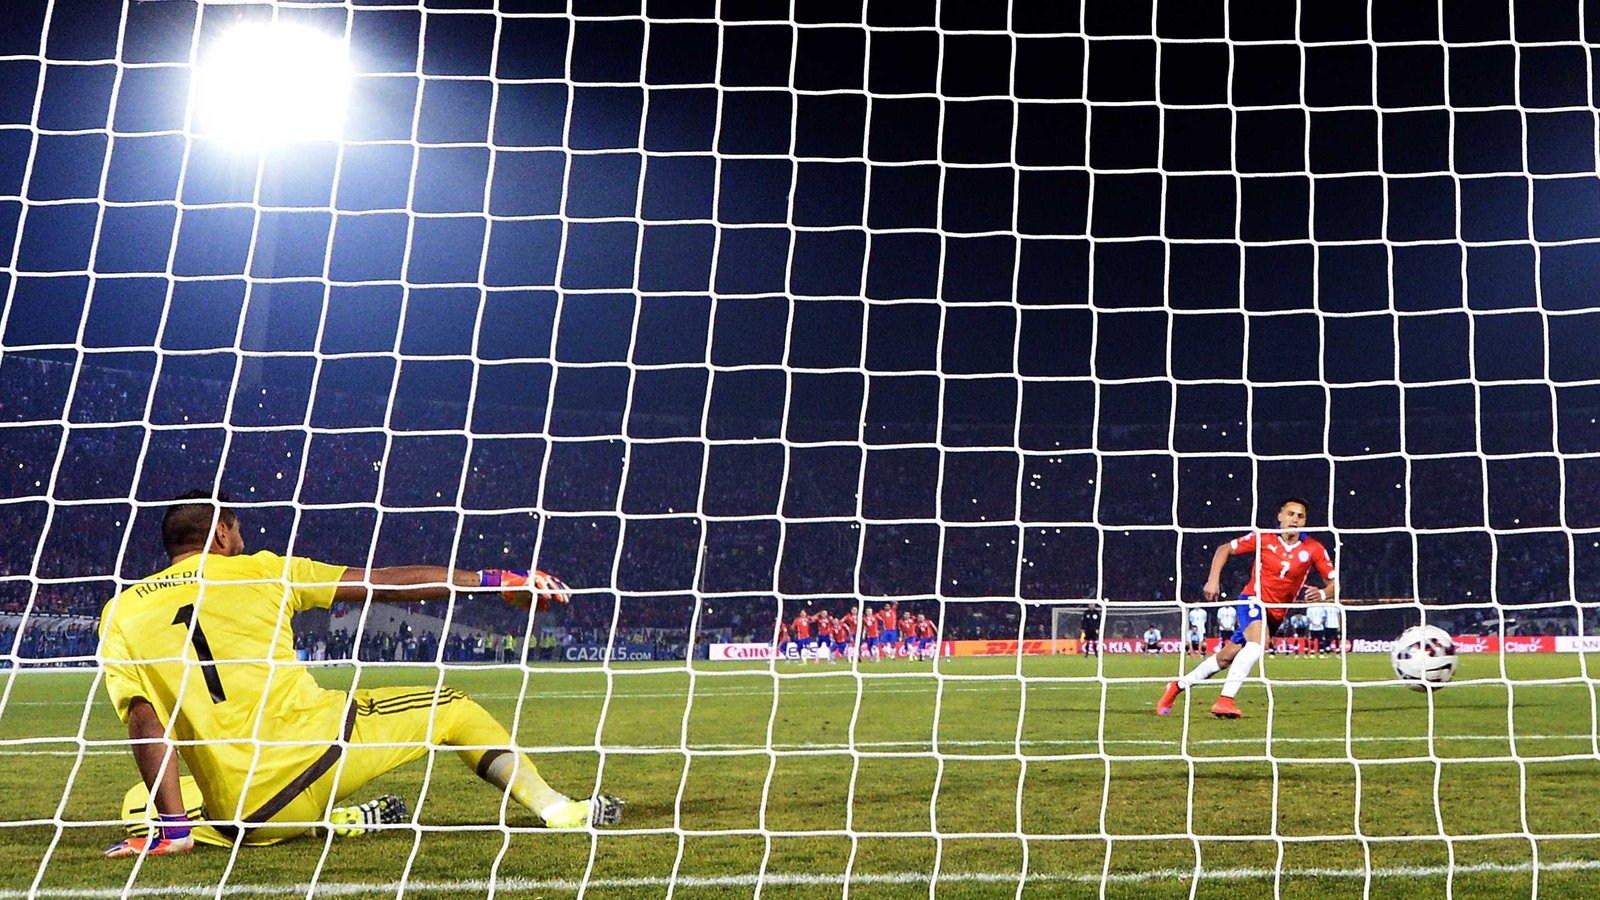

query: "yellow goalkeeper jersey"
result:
(99, 551), (350, 824)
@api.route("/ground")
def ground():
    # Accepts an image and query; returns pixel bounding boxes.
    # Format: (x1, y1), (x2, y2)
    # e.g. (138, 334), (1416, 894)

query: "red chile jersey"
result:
(863, 615), (880, 638)
(831, 622), (848, 642)
(792, 615), (811, 639)
(916, 619), (935, 639)
(841, 611), (857, 633)
(777, 623), (790, 643)
(880, 608), (897, 632)
(1230, 531), (1336, 609)
(815, 612), (833, 634)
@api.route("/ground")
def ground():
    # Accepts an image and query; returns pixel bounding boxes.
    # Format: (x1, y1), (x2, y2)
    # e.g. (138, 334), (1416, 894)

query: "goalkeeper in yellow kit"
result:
(99, 491), (622, 858)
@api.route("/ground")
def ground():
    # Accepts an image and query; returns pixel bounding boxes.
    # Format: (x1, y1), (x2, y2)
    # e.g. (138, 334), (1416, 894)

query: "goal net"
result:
(3, 0), (1600, 895)
(1050, 603), (1188, 656)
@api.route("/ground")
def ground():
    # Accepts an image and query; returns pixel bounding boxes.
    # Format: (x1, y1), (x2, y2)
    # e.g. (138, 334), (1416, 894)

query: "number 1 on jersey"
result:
(172, 604), (227, 703)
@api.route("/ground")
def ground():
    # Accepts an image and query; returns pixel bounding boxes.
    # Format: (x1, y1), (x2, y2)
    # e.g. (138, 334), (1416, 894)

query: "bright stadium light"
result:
(193, 21), (352, 146)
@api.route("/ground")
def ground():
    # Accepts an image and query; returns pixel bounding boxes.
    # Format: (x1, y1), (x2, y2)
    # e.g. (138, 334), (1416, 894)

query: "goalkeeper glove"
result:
(105, 813), (194, 858)
(479, 569), (572, 610)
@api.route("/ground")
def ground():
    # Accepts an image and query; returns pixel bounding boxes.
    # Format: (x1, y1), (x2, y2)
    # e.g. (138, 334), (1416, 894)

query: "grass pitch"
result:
(3, 651), (1600, 898)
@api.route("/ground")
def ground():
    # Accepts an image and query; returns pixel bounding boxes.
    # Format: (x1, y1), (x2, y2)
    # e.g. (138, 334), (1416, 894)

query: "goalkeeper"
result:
(99, 490), (622, 858)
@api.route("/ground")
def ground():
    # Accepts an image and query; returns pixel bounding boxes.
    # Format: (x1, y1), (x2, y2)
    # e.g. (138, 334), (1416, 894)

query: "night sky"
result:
(1, 0), (1599, 608)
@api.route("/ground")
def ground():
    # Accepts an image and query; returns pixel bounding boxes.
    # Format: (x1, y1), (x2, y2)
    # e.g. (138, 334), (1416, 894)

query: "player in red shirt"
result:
(814, 610), (834, 659)
(838, 610), (857, 661)
(776, 621), (792, 659)
(861, 609), (882, 661)
(1157, 497), (1338, 719)
(878, 604), (899, 655)
(791, 611), (812, 661)
(914, 614), (936, 660)
(831, 619), (850, 662)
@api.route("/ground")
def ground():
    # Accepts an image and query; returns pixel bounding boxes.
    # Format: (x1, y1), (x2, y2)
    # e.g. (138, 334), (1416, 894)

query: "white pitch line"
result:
(0, 682), (1069, 707)
(0, 675), (1564, 708)
(0, 682), (1029, 707)
(0, 731), (1587, 759)
(6, 857), (1600, 898)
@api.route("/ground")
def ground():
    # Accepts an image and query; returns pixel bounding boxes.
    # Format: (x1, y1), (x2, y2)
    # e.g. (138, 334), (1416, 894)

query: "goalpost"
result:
(1049, 605), (1087, 651)
(3, 0), (1600, 895)
(1049, 604), (1187, 655)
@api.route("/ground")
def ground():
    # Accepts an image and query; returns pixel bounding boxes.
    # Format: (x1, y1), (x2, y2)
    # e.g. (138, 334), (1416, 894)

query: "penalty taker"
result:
(1157, 497), (1338, 719)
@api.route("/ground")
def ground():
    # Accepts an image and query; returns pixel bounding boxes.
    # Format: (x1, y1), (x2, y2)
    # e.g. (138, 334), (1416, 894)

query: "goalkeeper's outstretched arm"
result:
(334, 566), (572, 609)
(333, 566), (486, 604)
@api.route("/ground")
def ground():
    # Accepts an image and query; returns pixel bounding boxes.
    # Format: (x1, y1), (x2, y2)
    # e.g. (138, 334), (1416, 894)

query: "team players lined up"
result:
(1269, 602), (1343, 656)
(1179, 602), (1343, 658)
(776, 603), (938, 661)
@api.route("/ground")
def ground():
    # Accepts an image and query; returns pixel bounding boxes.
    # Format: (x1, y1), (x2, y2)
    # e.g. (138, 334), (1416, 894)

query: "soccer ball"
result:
(1391, 625), (1457, 691)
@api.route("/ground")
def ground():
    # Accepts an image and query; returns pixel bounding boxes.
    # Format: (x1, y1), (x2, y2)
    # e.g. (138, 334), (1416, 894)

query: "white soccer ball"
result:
(1391, 625), (1457, 691)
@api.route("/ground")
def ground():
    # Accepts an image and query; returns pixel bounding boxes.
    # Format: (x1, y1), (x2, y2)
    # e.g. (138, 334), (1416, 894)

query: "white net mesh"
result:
(3, 0), (1600, 895)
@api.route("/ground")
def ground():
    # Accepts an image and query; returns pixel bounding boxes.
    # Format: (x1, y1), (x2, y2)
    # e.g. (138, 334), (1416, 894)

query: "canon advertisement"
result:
(709, 643), (830, 661)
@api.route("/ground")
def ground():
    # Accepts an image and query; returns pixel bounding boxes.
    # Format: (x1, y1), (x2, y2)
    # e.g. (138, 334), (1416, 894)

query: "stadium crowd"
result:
(1, 356), (1591, 665)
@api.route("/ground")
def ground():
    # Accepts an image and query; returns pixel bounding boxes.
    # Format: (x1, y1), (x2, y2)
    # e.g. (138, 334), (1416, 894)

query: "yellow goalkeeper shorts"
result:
(123, 686), (478, 846)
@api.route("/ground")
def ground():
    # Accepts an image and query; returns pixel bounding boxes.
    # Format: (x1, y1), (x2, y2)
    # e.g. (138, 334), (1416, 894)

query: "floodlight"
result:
(193, 21), (352, 146)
